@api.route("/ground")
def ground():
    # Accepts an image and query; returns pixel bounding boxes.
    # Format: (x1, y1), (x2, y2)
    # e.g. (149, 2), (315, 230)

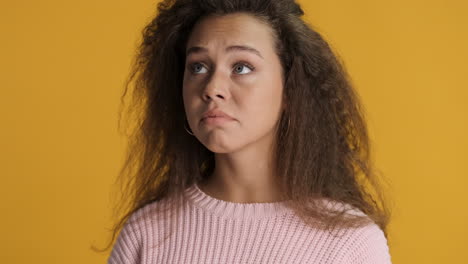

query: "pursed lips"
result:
(201, 109), (234, 122)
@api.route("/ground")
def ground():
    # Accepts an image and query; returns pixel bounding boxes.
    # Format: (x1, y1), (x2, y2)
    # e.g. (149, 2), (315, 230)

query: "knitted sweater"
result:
(107, 183), (392, 263)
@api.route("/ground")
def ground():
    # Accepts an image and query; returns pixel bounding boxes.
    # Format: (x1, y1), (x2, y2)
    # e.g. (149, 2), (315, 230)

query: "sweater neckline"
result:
(185, 182), (294, 220)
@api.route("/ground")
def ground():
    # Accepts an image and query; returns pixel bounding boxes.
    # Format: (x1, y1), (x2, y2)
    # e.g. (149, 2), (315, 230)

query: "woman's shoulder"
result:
(339, 220), (392, 263)
(127, 200), (161, 222)
(126, 196), (179, 226)
(107, 203), (159, 264)
(313, 199), (392, 262)
(317, 198), (366, 215)
(107, 199), (175, 264)
(116, 200), (163, 239)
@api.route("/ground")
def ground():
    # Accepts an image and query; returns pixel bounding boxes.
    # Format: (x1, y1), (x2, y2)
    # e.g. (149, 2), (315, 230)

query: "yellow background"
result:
(1, 0), (466, 263)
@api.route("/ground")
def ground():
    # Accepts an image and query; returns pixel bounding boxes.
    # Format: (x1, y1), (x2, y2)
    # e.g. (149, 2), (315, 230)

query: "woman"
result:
(102, 0), (393, 263)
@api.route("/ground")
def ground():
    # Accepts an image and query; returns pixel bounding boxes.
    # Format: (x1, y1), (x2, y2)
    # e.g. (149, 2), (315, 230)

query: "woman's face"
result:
(183, 13), (285, 153)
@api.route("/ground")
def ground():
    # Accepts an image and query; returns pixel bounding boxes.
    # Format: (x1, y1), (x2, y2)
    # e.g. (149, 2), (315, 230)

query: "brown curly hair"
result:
(92, 0), (392, 253)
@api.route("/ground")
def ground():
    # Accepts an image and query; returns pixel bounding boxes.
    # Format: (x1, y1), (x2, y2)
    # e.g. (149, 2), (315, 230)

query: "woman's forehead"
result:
(186, 13), (276, 56)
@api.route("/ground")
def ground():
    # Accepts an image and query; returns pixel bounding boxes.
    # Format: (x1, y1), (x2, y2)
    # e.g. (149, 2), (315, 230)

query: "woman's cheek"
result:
(234, 74), (258, 86)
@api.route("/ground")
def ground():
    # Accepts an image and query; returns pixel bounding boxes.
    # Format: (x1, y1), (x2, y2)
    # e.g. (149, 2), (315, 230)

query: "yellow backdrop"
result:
(1, 0), (466, 263)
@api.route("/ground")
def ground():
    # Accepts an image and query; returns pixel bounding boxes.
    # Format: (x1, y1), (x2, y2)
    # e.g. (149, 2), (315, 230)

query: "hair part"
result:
(92, 0), (392, 253)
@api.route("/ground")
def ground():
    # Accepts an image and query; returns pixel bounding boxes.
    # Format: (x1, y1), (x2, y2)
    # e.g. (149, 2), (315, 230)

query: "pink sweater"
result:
(107, 183), (392, 263)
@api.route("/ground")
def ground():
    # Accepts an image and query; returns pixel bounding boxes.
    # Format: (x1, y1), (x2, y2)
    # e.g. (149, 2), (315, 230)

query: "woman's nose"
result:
(202, 70), (230, 102)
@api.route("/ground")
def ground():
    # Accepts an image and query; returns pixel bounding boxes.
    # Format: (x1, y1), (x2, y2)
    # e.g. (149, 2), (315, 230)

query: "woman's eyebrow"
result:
(186, 45), (264, 59)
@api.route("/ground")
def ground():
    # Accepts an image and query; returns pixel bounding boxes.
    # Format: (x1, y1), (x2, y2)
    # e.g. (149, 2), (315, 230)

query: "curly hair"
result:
(93, 0), (392, 253)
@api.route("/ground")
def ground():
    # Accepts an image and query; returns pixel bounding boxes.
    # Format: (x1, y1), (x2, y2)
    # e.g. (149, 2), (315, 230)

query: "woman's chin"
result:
(202, 142), (237, 154)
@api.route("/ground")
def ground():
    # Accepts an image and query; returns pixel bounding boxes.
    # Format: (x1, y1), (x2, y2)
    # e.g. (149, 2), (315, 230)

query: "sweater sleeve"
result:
(107, 213), (142, 264)
(344, 223), (392, 264)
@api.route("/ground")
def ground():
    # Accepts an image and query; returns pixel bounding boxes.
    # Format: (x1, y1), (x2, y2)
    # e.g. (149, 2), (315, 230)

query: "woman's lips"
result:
(201, 116), (234, 125)
(201, 108), (235, 124)
(201, 108), (234, 120)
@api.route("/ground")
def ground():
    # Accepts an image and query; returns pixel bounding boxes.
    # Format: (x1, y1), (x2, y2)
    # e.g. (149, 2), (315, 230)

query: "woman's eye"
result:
(189, 62), (254, 75)
(191, 63), (208, 74)
(233, 63), (254, 74)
